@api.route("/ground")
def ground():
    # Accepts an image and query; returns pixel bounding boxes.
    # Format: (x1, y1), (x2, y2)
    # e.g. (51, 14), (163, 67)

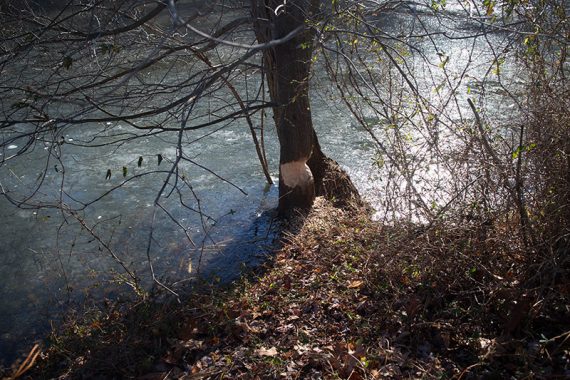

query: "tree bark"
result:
(252, 0), (362, 215)
(252, 0), (318, 215)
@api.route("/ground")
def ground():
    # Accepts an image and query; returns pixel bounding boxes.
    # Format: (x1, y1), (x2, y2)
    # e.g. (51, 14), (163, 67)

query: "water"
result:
(0, 1), (527, 364)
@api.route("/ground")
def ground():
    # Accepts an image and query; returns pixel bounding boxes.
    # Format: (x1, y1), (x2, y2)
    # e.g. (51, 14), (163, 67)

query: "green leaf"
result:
(433, 82), (445, 93)
(483, 0), (495, 16)
(512, 143), (537, 159)
(512, 146), (522, 160)
(492, 57), (505, 76)
(430, 0), (446, 11)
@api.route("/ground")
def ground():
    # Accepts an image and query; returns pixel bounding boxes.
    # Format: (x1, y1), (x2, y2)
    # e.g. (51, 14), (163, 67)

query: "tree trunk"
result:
(252, 0), (318, 215)
(252, 0), (362, 215)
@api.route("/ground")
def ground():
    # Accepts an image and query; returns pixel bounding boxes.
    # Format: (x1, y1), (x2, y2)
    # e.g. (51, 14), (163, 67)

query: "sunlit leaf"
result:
(348, 280), (364, 289)
(430, 0), (446, 11)
(512, 146), (522, 159)
(255, 346), (278, 357)
(512, 143), (536, 159)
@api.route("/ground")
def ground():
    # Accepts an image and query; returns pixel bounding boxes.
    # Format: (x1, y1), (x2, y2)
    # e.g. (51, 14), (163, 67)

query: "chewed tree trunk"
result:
(252, 0), (318, 214)
(252, 0), (362, 215)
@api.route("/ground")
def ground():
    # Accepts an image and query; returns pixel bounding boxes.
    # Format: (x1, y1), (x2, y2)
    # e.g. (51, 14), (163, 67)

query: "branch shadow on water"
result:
(188, 184), (283, 287)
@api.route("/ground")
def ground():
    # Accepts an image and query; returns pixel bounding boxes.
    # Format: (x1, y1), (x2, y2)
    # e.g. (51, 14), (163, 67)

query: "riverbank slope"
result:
(7, 197), (570, 379)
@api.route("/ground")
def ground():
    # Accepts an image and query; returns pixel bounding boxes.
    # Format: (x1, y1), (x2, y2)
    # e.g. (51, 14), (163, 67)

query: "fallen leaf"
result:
(348, 280), (364, 289)
(255, 346), (278, 357)
(294, 344), (310, 355)
(276, 323), (294, 333)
